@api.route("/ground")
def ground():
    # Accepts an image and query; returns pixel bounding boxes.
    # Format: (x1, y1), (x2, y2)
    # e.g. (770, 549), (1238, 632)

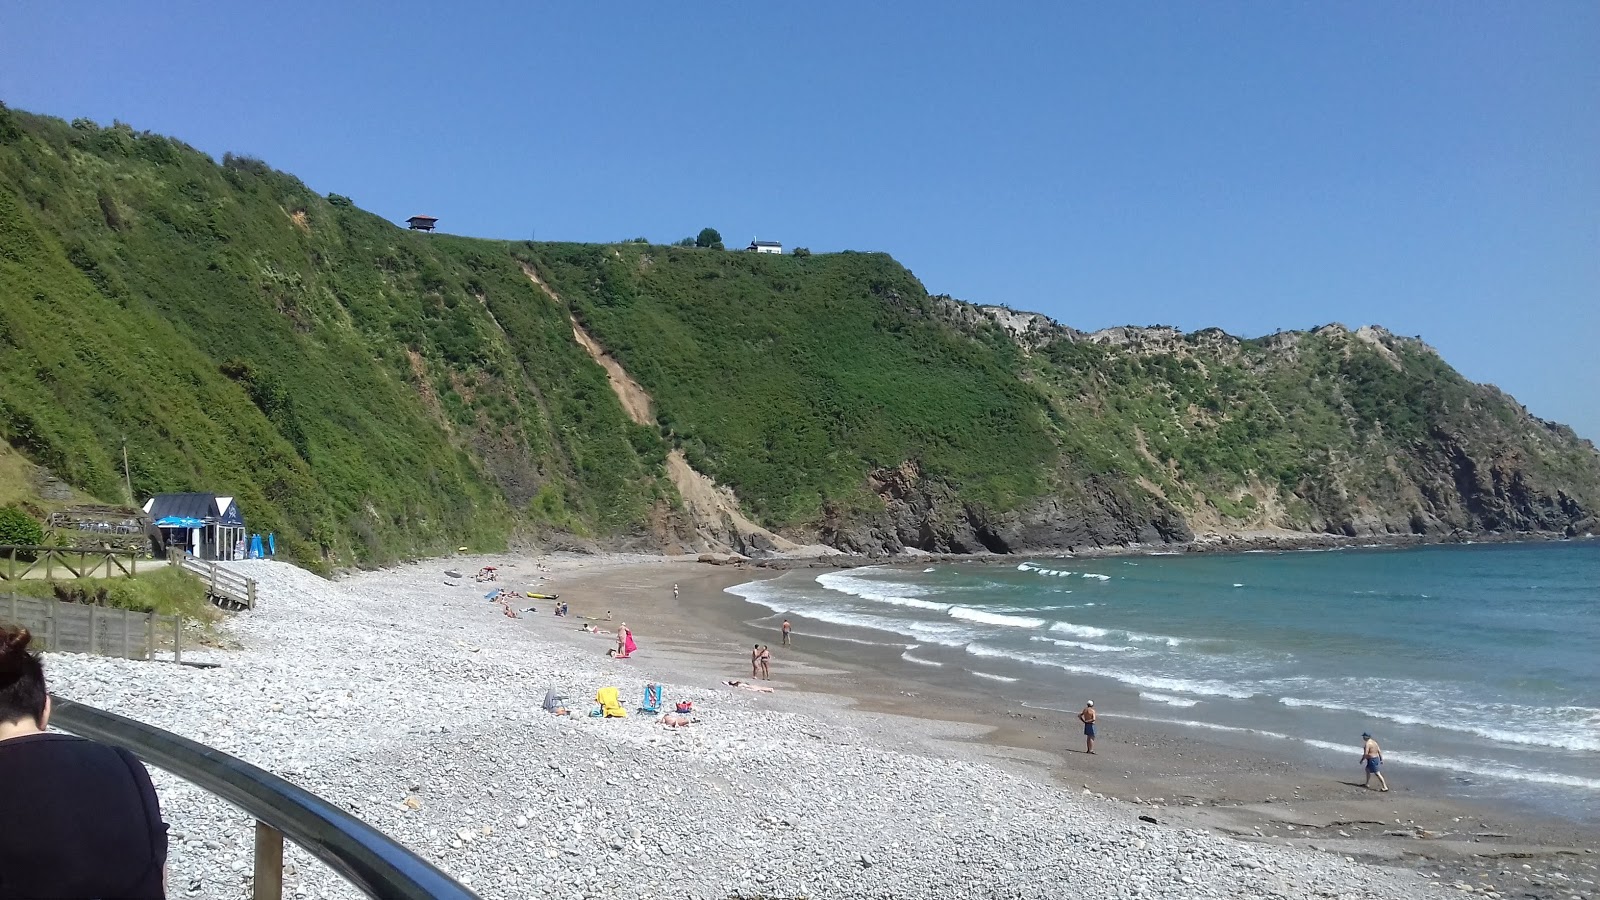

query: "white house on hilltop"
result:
(747, 240), (782, 254)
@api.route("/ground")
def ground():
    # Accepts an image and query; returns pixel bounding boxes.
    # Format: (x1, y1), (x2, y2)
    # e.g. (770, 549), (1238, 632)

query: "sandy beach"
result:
(39, 552), (1598, 899)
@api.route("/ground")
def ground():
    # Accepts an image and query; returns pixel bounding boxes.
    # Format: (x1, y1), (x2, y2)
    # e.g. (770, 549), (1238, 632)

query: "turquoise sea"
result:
(729, 541), (1600, 820)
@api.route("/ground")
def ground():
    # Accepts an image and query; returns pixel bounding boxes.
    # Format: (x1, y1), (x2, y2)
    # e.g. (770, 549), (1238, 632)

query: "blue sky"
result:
(3, 2), (1596, 438)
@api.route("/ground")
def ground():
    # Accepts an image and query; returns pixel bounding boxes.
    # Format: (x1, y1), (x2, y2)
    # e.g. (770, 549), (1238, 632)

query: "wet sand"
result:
(522, 555), (1600, 899)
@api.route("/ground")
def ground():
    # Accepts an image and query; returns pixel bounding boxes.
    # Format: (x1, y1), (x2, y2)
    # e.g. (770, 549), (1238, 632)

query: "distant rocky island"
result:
(2, 102), (1596, 568)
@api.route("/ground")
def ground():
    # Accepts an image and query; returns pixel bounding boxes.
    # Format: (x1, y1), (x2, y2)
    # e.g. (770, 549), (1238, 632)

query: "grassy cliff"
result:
(2, 102), (1596, 561)
(0, 106), (667, 567)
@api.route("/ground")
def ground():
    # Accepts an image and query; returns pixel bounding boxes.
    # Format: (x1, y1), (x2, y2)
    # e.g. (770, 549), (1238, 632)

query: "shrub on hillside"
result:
(0, 505), (44, 547)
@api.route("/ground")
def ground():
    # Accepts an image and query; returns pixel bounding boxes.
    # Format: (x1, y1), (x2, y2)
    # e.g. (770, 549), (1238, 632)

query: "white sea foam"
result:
(816, 571), (950, 610)
(1123, 630), (1187, 647)
(1081, 573), (1111, 581)
(1280, 697), (1600, 753)
(1140, 692), (1201, 707)
(1049, 622), (1111, 639)
(1030, 635), (1135, 653)
(967, 645), (1258, 699)
(969, 670), (1020, 683)
(948, 607), (1045, 628)
(901, 650), (944, 667)
(922, 567), (936, 573)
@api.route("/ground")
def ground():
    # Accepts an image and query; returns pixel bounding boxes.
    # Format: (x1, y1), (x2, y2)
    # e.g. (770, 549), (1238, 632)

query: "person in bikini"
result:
(759, 645), (771, 680)
(1078, 700), (1097, 754)
(750, 644), (761, 678)
(1360, 732), (1388, 791)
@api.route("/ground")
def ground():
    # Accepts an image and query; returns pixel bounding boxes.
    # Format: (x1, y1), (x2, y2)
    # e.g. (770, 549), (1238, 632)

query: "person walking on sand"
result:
(759, 645), (771, 680)
(781, 618), (792, 646)
(673, 583), (679, 600)
(1078, 700), (1097, 754)
(1360, 732), (1388, 791)
(751, 644), (761, 679)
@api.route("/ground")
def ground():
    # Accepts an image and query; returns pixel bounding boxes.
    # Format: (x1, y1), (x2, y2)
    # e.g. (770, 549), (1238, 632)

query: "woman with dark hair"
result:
(0, 625), (169, 899)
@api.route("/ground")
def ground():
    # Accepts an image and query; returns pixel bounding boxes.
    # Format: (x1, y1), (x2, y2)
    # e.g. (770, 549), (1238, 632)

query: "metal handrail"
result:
(49, 697), (479, 900)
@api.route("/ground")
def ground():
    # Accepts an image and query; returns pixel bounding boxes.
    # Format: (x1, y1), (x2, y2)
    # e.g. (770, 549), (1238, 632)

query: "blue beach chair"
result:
(641, 683), (663, 715)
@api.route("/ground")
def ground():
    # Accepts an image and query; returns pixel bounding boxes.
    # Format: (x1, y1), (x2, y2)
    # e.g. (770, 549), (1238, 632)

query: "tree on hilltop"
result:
(695, 227), (723, 250)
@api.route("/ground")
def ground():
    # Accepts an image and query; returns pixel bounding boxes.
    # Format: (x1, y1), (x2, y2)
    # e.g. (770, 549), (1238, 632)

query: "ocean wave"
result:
(1030, 636), (1135, 653)
(1049, 622), (1111, 639)
(1140, 692), (1201, 707)
(901, 650), (944, 667)
(969, 670), (1020, 683)
(816, 571), (949, 610)
(1081, 573), (1111, 581)
(948, 607), (1045, 628)
(922, 567), (936, 573)
(1123, 630), (1187, 647)
(966, 644), (1259, 699)
(1280, 697), (1600, 753)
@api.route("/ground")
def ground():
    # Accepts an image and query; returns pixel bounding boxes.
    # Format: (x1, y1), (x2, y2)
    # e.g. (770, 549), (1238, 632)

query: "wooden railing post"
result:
(121, 607), (132, 659)
(145, 611), (155, 661)
(173, 616), (182, 665)
(248, 580), (257, 609)
(254, 821), (284, 900)
(45, 549), (54, 580)
(89, 603), (100, 655)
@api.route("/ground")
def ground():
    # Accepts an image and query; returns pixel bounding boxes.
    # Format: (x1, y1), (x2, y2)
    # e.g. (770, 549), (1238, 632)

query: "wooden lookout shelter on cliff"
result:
(406, 215), (438, 232)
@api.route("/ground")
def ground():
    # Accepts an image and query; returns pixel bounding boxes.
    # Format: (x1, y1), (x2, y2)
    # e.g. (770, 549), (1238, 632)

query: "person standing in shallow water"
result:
(781, 618), (792, 646)
(1360, 732), (1389, 791)
(0, 625), (170, 898)
(1078, 700), (1097, 754)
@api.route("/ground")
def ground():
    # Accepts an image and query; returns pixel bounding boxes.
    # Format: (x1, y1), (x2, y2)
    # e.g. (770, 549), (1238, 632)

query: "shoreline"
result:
(38, 549), (1595, 899)
(713, 528), (1594, 573)
(542, 554), (1600, 899)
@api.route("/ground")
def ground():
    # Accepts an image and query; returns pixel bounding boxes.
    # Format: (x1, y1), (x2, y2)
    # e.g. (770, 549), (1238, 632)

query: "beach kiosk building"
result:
(143, 493), (247, 561)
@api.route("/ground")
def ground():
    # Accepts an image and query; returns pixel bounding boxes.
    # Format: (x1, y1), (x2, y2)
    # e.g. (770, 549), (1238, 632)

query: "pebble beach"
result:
(44, 556), (1453, 900)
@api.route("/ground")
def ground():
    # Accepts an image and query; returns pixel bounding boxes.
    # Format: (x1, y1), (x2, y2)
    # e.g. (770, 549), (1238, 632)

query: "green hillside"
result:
(1, 102), (1596, 563)
(0, 105), (666, 567)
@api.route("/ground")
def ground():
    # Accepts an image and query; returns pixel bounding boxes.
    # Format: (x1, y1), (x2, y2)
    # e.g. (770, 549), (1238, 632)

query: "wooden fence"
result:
(176, 554), (257, 610)
(1, 592), (191, 662)
(0, 545), (142, 581)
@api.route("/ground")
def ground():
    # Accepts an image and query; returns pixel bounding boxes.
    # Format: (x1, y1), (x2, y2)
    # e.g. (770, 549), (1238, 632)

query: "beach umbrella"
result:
(268, 533), (276, 556)
(250, 533), (264, 558)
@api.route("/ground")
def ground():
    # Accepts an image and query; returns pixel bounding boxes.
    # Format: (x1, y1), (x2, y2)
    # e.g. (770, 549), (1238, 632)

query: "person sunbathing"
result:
(722, 680), (775, 693)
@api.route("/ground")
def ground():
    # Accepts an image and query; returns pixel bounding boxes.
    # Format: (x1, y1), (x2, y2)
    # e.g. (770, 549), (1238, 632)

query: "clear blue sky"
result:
(3, 2), (1596, 438)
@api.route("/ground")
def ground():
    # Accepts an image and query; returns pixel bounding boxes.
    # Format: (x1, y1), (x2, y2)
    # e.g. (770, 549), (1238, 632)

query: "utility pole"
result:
(121, 435), (134, 506)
